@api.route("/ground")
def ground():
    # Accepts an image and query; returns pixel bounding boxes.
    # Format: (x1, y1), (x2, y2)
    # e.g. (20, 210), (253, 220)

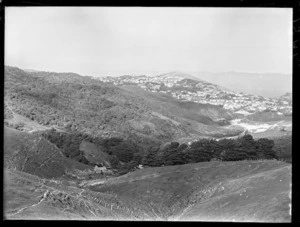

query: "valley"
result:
(3, 66), (292, 222)
(4, 6), (293, 222)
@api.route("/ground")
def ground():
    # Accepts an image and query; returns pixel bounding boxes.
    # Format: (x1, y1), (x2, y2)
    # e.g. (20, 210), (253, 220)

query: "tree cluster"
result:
(36, 129), (141, 168)
(142, 135), (277, 167)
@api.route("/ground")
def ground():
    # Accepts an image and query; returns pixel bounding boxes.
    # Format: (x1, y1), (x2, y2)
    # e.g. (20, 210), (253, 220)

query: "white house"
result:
(94, 166), (112, 174)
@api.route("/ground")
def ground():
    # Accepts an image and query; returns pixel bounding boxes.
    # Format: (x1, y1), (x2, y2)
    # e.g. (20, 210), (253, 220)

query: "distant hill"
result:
(189, 71), (292, 98)
(97, 71), (292, 116)
(277, 92), (292, 104)
(156, 71), (204, 82)
(156, 71), (232, 92)
(121, 85), (235, 122)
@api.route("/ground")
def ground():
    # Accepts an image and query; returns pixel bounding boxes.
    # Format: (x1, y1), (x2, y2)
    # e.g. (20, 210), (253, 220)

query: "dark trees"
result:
(257, 138), (277, 159)
(142, 146), (162, 167)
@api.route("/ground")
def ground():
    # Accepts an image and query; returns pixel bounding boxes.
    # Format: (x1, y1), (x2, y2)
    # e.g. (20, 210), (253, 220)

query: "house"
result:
(94, 166), (112, 174)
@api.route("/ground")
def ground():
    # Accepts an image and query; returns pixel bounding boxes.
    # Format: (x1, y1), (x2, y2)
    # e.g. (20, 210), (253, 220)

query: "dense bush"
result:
(4, 66), (152, 139)
(142, 146), (162, 167)
(37, 129), (86, 161)
(36, 129), (141, 167)
(142, 135), (277, 167)
(33, 129), (278, 171)
(271, 136), (292, 163)
(108, 141), (137, 163)
(5, 66), (240, 153)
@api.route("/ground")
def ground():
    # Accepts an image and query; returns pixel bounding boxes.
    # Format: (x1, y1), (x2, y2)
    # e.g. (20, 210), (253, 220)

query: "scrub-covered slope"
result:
(5, 66), (242, 150)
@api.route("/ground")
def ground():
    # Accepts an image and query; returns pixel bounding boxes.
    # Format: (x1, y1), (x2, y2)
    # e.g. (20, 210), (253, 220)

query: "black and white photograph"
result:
(4, 6), (292, 222)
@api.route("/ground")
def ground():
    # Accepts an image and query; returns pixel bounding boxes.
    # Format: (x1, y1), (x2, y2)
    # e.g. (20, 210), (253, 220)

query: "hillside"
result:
(5, 160), (289, 221)
(4, 169), (152, 220)
(4, 66), (242, 149)
(121, 85), (235, 123)
(4, 127), (93, 179)
(88, 160), (291, 222)
(4, 122), (291, 221)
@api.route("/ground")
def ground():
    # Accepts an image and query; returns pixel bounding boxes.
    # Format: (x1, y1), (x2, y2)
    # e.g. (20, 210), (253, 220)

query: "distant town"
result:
(96, 74), (292, 116)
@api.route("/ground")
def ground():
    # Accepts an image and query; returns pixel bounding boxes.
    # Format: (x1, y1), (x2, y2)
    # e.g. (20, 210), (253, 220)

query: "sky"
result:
(5, 7), (292, 77)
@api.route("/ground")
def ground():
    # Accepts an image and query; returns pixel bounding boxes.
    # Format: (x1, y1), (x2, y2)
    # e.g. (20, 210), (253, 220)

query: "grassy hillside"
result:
(4, 105), (52, 132)
(4, 160), (291, 221)
(174, 162), (291, 222)
(4, 169), (153, 220)
(87, 160), (291, 222)
(4, 127), (93, 179)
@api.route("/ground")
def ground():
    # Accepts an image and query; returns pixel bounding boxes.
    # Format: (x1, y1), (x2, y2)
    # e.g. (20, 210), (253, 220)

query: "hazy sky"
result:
(5, 7), (292, 77)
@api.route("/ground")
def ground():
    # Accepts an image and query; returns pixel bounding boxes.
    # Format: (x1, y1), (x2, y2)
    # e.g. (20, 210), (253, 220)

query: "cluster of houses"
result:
(96, 74), (292, 116)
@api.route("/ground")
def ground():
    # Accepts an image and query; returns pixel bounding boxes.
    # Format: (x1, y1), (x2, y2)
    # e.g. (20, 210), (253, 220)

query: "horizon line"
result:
(5, 65), (292, 77)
